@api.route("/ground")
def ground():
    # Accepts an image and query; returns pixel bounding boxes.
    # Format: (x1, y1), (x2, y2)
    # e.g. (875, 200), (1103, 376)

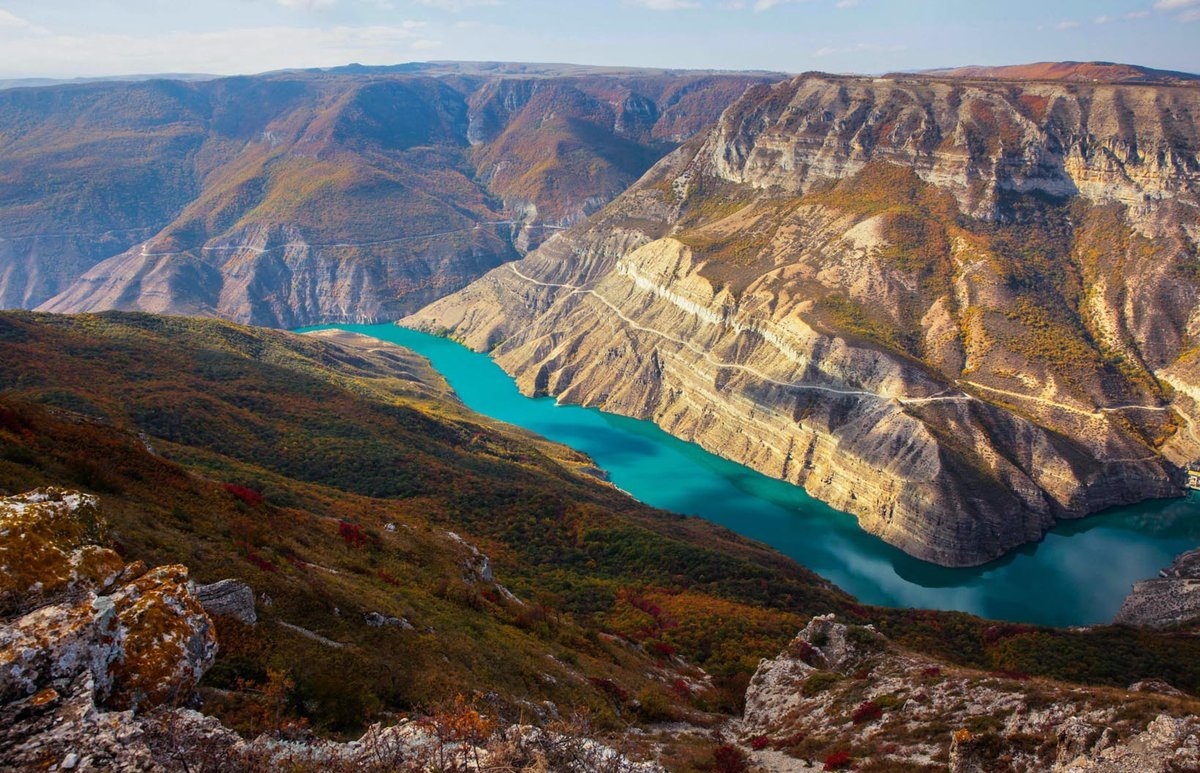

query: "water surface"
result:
(306, 323), (1200, 627)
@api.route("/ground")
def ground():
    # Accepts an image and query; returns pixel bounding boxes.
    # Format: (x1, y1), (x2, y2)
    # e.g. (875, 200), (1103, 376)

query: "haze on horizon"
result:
(0, 0), (1196, 81)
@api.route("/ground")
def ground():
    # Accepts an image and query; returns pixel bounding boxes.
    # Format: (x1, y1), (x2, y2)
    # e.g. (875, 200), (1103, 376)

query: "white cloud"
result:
(0, 23), (435, 78)
(1055, 19), (1081, 29)
(415, 0), (501, 9)
(1182, 8), (1200, 19)
(276, 0), (338, 9)
(835, 0), (859, 7)
(0, 9), (31, 28)
(1154, 0), (1200, 8)
(626, 0), (701, 9)
(753, 0), (819, 10)
(1094, 15), (1111, 23)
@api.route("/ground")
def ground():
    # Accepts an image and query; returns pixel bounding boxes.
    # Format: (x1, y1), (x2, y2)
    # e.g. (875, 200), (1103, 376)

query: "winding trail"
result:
(505, 263), (1171, 424)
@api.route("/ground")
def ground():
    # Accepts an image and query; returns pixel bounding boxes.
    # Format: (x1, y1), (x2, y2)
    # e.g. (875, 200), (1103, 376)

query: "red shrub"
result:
(920, 666), (943, 678)
(670, 678), (692, 697)
(713, 745), (749, 773)
(749, 735), (770, 751)
(0, 405), (26, 434)
(852, 700), (883, 724)
(378, 569), (400, 586)
(338, 521), (368, 549)
(224, 483), (264, 506)
(648, 640), (677, 659)
(588, 677), (629, 702)
(823, 749), (852, 770)
(245, 552), (277, 573)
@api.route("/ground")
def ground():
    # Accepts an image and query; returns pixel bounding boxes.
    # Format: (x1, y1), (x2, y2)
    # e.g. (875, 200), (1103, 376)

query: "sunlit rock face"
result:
(407, 74), (1200, 566)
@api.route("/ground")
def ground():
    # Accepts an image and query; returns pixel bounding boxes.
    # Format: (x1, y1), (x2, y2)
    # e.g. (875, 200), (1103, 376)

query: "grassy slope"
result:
(1, 310), (1198, 738)
(0, 311), (844, 732)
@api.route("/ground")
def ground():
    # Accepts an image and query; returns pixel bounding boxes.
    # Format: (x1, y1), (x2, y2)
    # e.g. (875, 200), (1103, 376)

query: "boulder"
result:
(195, 579), (256, 625)
(0, 490), (217, 712)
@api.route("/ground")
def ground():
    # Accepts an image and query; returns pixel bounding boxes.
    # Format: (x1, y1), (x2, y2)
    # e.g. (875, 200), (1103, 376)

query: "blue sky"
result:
(0, 0), (1196, 78)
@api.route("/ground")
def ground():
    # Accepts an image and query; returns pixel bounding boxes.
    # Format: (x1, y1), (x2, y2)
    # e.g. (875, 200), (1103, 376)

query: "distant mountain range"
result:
(0, 64), (775, 325)
(910, 60), (1200, 84)
(0, 72), (219, 91)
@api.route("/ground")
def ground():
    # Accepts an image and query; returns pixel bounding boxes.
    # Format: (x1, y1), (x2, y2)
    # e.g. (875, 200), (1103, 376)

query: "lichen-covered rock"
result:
(743, 615), (1200, 771)
(0, 488), (120, 615)
(0, 596), (118, 704)
(0, 489), (217, 713)
(1056, 715), (1200, 772)
(105, 564), (218, 711)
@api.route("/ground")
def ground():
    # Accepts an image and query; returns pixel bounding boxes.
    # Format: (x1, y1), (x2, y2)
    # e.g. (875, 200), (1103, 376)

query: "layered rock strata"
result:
(0, 66), (771, 325)
(407, 74), (1200, 566)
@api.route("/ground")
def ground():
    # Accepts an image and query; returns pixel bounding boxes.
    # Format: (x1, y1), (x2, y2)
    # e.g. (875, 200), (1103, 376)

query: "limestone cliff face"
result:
(37, 221), (516, 326)
(703, 77), (1200, 217)
(406, 75), (1200, 566)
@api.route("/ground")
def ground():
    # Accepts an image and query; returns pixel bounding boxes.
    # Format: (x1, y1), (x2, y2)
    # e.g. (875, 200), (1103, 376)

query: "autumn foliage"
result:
(225, 483), (264, 506)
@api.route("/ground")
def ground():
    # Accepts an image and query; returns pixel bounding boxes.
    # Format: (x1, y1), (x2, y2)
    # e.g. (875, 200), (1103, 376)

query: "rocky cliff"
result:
(0, 66), (770, 326)
(732, 615), (1200, 772)
(1114, 546), (1200, 627)
(406, 74), (1200, 566)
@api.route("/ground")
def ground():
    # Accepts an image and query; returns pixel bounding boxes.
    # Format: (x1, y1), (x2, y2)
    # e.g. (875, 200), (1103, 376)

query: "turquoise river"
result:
(306, 323), (1200, 627)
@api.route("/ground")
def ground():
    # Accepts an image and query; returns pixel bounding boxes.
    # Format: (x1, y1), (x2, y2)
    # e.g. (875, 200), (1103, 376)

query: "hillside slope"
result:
(0, 310), (851, 735)
(406, 73), (1200, 566)
(5, 311), (1200, 769)
(0, 66), (770, 325)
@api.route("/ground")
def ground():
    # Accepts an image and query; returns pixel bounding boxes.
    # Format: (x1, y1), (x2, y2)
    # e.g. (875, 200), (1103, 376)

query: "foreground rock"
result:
(0, 488), (663, 771)
(408, 73), (1200, 566)
(0, 489), (219, 767)
(1113, 547), (1200, 627)
(738, 615), (1200, 771)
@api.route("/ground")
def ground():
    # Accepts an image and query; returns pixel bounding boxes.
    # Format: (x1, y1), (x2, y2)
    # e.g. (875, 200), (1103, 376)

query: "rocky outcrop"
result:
(406, 74), (1200, 566)
(195, 579), (257, 626)
(0, 487), (668, 771)
(0, 489), (218, 713)
(0, 488), (219, 768)
(1113, 547), (1200, 627)
(739, 615), (1200, 772)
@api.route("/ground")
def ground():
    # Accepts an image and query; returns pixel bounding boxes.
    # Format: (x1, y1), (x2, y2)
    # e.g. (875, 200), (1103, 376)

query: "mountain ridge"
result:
(0, 66), (772, 324)
(909, 60), (1200, 84)
(406, 72), (1200, 566)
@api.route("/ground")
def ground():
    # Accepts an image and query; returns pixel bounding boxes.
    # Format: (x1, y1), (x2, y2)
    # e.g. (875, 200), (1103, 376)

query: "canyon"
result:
(408, 73), (1200, 566)
(0, 63), (773, 325)
(6, 63), (1200, 569)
